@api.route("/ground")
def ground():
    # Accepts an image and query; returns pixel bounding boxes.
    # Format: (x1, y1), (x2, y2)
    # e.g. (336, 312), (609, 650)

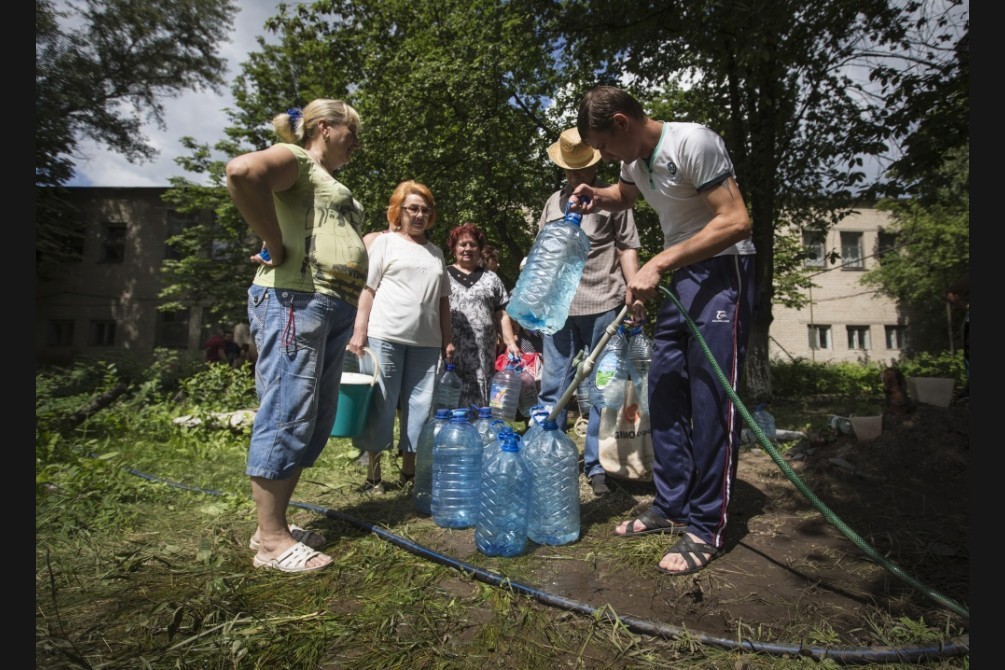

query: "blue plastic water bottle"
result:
(434, 363), (463, 411)
(431, 408), (484, 528)
(524, 418), (580, 546)
(414, 408), (452, 515)
(506, 201), (591, 335)
(475, 428), (530, 557)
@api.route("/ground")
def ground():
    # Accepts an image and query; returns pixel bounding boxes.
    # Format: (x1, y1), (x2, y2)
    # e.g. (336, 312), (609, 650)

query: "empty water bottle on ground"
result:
(431, 408), (483, 528)
(506, 200), (591, 335)
(592, 323), (630, 410)
(752, 403), (777, 443)
(523, 418), (580, 546)
(434, 362), (463, 411)
(626, 324), (653, 415)
(489, 355), (522, 421)
(414, 408), (452, 515)
(475, 428), (530, 557)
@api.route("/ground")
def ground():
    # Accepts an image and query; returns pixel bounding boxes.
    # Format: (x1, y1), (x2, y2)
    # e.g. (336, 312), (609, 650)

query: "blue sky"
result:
(66, 0), (283, 187)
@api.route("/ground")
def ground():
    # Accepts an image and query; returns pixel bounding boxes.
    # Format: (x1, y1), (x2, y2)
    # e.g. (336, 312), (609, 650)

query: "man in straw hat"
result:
(535, 127), (643, 496)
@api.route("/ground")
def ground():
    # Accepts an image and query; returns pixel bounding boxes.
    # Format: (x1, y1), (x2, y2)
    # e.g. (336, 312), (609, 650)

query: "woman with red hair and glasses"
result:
(349, 180), (454, 493)
(445, 223), (520, 410)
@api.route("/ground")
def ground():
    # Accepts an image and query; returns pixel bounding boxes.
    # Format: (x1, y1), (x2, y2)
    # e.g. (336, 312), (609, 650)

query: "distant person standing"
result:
(203, 327), (228, 364)
(535, 127), (642, 497)
(225, 98), (365, 573)
(572, 85), (755, 576)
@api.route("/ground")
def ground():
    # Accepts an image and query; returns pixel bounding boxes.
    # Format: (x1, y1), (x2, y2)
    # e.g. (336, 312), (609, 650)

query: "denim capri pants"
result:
(246, 284), (356, 480)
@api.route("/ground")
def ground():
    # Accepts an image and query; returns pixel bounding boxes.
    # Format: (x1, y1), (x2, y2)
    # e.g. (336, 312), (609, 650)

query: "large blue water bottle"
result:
(506, 201), (591, 335)
(434, 362), (463, 411)
(431, 408), (484, 528)
(591, 324), (630, 410)
(475, 428), (530, 557)
(488, 356), (522, 421)
(414, 408), (452, 515)
(524, 418), (580, 546)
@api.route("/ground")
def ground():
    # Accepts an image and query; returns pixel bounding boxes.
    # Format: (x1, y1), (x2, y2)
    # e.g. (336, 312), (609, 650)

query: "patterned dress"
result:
(447, 266), (510, 410)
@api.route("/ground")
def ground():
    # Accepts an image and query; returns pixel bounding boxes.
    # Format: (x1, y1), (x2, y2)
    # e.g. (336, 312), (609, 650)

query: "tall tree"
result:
(161, 0), (572, 308)
(35, 0), (237, 276)
(548, 0), (967, 398)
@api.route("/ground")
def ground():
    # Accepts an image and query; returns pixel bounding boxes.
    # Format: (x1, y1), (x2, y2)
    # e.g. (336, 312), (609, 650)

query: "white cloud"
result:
(65, 0), (284, 187)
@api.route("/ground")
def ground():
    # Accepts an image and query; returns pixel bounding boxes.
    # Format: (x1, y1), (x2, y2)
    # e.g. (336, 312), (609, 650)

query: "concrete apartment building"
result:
(36, 188), (906, 367)
(768, 206), (906, 365)
(36, 187), (215, 365)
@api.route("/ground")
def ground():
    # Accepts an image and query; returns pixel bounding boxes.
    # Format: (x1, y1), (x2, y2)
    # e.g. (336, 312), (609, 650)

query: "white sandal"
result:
(252, 541), (331, 573)
(248, 524), (326, 551)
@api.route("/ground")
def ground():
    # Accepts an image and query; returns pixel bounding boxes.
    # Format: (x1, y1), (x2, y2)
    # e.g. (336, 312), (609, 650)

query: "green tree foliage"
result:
(862, 146), (969, 354)
(550, 0), (967, 398)
(158, 0), (966, 395)
(35, 0), (237, 276)
(161, 0), (576, 303)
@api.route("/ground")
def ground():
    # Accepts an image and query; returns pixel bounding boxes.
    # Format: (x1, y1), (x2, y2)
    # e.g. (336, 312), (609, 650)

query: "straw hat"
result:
(547, 128), (601, 170)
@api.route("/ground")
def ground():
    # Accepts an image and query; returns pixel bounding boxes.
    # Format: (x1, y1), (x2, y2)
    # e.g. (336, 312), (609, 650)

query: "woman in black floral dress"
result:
(445, 224), (521, 409)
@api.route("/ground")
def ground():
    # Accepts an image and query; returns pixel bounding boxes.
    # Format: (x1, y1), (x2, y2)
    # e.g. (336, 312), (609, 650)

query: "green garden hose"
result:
(659, 283), (969, 620)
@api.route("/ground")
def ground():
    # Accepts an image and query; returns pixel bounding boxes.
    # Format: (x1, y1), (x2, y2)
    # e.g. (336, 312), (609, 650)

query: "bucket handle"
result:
(351, 346), (379, 386)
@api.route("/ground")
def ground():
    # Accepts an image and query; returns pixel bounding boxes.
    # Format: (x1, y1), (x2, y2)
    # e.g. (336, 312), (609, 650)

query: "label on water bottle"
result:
(594, 354), (619, 390)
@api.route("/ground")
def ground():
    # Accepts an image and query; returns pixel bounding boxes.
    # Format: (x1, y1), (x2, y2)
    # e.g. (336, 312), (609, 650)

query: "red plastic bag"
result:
(495, 352), (542, 381)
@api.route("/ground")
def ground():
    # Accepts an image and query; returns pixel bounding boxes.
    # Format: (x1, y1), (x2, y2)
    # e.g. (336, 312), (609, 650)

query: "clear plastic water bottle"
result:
(752, 403), (777, 443)
(591, 324), (630, 410)
(523, 418), (580, 546)
(475, 428), (530, 557)
(472, 406), (499, 446)
(506, 202), (591, 335)
(521, 405), (551, 451)
(431, 408), (484, 529)
(414, 408), (452, 515)
(626, 325), (653, 415)
(434, 363), (463, 411)
(489, 358), (522, 421)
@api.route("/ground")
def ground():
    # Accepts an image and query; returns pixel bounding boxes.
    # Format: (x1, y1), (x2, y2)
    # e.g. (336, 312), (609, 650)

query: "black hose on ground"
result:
(118, 284), (969, 663)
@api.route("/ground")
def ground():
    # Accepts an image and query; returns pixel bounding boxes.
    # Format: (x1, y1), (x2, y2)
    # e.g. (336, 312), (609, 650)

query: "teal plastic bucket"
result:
(331, 349), (378, 438)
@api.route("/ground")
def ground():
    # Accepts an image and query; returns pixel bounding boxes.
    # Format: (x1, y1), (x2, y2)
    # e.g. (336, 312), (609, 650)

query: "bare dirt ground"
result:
(408, 399), (970, 657)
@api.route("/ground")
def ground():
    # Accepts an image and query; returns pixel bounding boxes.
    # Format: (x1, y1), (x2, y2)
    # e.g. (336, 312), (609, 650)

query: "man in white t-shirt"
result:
(571, 86), (756, 577)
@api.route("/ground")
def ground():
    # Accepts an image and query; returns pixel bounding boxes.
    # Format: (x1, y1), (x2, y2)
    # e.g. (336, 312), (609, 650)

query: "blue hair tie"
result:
(287, 107), (303, 128)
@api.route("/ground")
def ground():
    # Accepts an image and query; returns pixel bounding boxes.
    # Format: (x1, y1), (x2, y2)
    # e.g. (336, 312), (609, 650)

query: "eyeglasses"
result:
(403, 205), (432, 216)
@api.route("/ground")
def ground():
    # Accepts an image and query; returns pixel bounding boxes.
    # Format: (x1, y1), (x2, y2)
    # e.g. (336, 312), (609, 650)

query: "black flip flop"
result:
(615, 507), (686, 538)
(656, 535), (722, 575)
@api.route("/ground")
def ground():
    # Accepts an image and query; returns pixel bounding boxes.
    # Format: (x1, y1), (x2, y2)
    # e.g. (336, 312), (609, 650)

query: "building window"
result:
(101, 223), (127, 263)
(846, 325), (871, 350)
(164, 210), (196, 261)
(876, 229), (898, 264)
(808, 325), (832, 350)
(156, 309), (190, 349)
(840, 232), (864, 269)
(89, 320), (117, 346)
(802, 232), (826, 268)
(47, 319), (74, 347)
(885, 325), (907, 350)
